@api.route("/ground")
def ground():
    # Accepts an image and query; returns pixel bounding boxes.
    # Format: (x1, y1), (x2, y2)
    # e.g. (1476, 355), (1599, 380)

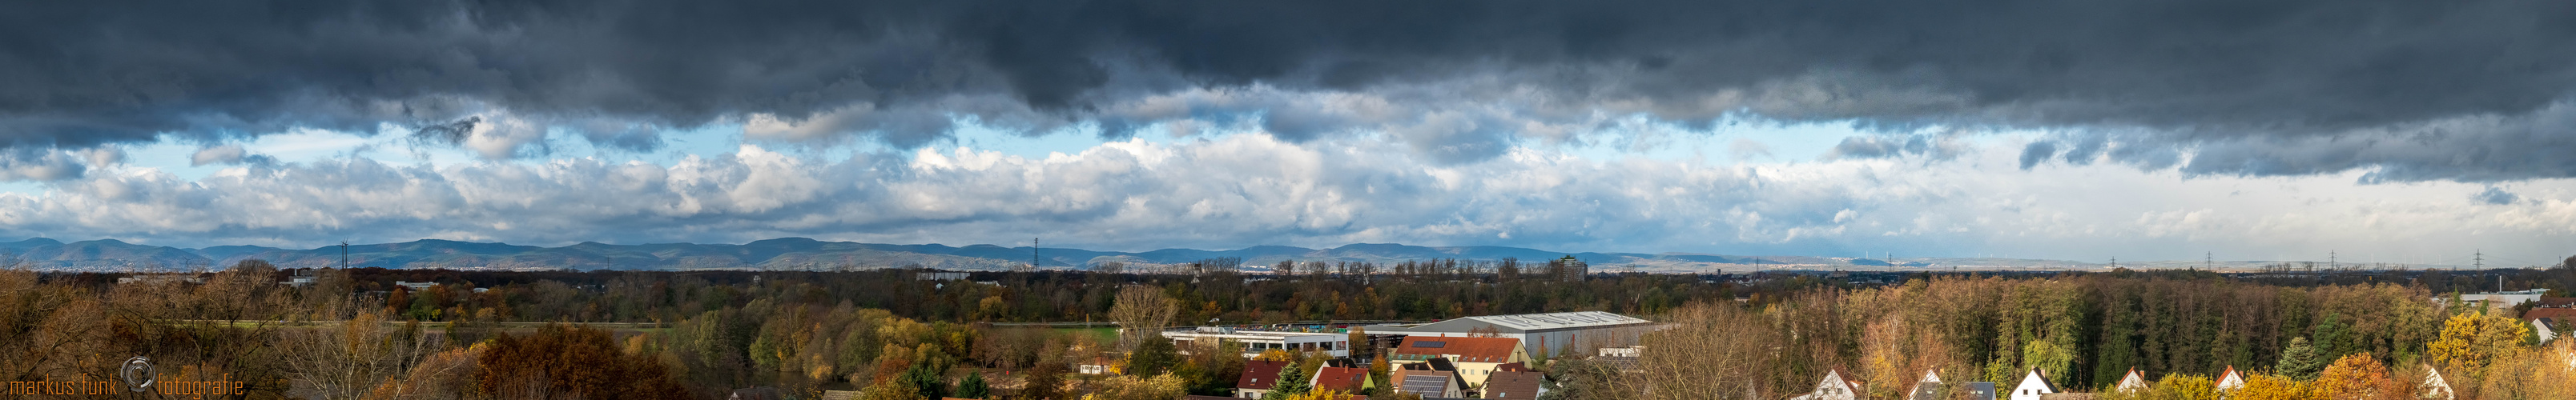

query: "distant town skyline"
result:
(2, 0), (2574, 263)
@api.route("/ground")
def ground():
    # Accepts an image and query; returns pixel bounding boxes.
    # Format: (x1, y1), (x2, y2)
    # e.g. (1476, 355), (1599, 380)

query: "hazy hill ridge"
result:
(0, 237), (2176, 272)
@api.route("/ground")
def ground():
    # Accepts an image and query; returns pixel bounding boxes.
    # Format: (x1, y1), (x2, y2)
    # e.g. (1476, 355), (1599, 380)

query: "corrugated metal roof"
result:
(1463, 311), (1651, 330)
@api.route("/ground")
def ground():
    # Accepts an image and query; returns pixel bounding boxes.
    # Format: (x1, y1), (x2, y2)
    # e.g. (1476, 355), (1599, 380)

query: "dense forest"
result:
(0, 257), (2570, 399)
(1604, 270), (2576, 399)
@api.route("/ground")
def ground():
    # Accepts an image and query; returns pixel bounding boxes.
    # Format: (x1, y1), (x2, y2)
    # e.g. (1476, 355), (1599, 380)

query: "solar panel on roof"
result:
(1399, 375), (1450, 394)
(1415, 341), (1447, 348)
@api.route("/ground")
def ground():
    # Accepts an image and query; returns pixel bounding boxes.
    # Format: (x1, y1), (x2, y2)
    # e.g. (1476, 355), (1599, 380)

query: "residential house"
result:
(1910, 382), (1945, 400)
(1391, 369), (1467, 398)
(1237, 360), (1290, 398)
(2525, 308), (2574, 345)
(1078, 357), (1117, 375)
(2215, 366), (2245, 391)
(1388, 336), (1529, 388)
(2535, 297), (2576, 308)
(2534, 318), (2561, 345)
(1312, 366), (1375, 394)
(1909, 379), (1999, 400)
(1788, 369), (1863, 400)
(2421, 366), (2457, 400)
(1958, 382), (1999, 400)
(2115, 368), (2149, 393)
(2009, 370), (2057, 400)
(1905, 370), (1943, 400)
(1483, 370), (1545, 400)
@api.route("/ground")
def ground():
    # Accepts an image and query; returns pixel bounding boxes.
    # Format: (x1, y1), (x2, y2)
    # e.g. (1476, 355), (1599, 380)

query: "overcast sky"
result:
(2, 0), (2574, 264)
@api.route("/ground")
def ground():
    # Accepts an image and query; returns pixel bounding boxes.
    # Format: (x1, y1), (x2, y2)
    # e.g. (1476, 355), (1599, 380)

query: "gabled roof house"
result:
(1312, 366), (1375, 393)
(1391, 336), (1528, 388)
(2115, 368), (2149, 393)
(1483, 370), (1546, 400)
(2421, 366), (2457, 400)
(1236, 360), (1290, 398)
(2008, 370), (2056, 400)
(1389, 369), (1466, 398)
(1789, 368), (1863, 400)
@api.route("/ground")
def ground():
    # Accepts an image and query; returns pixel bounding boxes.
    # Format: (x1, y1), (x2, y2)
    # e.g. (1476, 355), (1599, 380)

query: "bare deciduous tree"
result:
(1107, 286), (1177, 352)
(1619, 303), (1777, 399)
(280, 312), (442, 400)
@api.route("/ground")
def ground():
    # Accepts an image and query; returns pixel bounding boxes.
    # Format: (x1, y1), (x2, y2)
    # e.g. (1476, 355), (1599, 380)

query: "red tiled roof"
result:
(1484, 370), (1547, 400)
(1495, 362), (1531, 372)
(2522, 307), (2576, 321)
(1314, 366), (1371, 392)
(1240, 360), (1290, 390)
(1395, 336), (1521, 363)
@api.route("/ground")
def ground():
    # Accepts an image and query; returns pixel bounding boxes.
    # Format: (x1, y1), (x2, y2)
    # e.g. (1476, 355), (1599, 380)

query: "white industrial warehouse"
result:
(1362, 311), (1660, 357)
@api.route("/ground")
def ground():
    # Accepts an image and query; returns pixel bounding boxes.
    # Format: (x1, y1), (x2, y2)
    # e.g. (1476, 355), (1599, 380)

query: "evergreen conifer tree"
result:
(1262, 362), (1312, 400)
(2312, 314), (2350, 358)
(954, 372), (989, 399)
(2274, 337), (2324, 380)
(904, 365), (948, 399)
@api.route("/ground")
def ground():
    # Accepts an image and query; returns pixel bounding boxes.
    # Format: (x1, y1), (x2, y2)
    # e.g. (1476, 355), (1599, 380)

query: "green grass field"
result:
(1057, 326), (1120, 343)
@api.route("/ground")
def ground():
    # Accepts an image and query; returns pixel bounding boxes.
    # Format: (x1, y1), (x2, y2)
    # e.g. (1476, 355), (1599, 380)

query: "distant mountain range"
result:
(0, 237), (2286, 272)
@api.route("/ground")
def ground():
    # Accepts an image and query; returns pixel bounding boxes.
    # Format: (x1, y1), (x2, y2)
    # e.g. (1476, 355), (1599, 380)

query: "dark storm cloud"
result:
(2473, 186), (2521, 205)
(1828, 134), (1965, 162)
(6, 0), (2576, 179)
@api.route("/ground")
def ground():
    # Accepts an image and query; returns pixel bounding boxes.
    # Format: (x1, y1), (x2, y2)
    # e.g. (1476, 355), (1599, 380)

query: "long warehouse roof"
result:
(1461, 311), (1651, 330)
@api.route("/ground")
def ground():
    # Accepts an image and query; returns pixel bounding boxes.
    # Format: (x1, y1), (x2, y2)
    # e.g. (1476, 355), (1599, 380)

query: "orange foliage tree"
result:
(2312, 353), (2404, 400)
(476, 324), (690, 399)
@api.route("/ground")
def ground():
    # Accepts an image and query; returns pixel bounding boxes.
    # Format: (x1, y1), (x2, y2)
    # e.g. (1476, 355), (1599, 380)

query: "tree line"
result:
(1583, 270), (2574, 400)
(6, 257), (2569, 398)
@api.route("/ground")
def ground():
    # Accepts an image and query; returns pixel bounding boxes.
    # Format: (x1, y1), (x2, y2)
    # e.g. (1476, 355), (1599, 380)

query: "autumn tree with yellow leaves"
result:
(2424, 311), (2527, 376)
(1282, 388), (1351, 400)
(1081, 374), (1187, 400)
(2471, 341), (2576, 400)
(2228, 374), (2312, 400)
